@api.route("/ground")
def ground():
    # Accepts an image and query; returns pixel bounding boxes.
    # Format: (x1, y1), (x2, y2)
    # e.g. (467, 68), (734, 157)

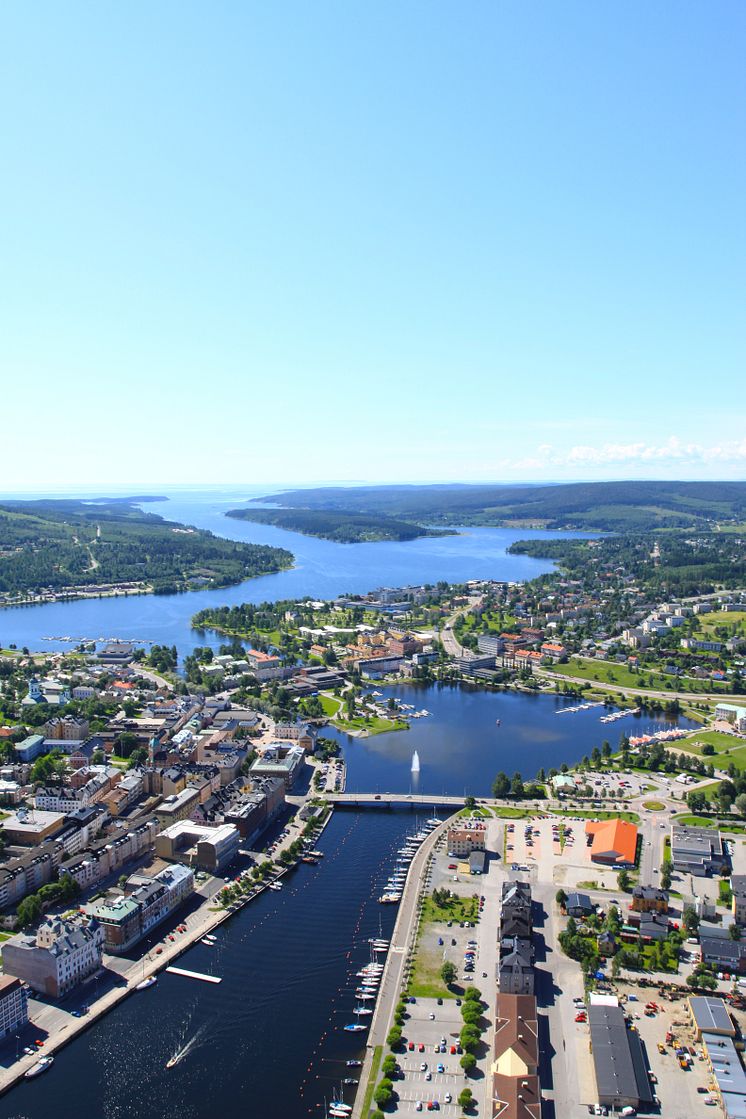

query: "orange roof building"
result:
(585, 818), (638, 866)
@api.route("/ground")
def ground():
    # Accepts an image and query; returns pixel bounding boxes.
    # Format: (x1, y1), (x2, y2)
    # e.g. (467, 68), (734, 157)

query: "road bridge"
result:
(325, 792), (466, 809)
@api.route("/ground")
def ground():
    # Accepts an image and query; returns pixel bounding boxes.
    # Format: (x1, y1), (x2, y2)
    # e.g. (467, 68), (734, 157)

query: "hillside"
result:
(0, 499), (293, 596)
(253, 481), (746, 532)
(226, 506), (454, 543)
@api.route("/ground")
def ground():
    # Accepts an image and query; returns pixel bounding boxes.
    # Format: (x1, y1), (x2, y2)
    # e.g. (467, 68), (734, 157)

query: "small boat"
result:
(201, 937), (215, 946)
(343, 1023), (367, 1032)
(203, 934), (217, 944)
(330, 1102), (352, 1114)
(496, 718), (501, 726)
(136, 975), (157, 990)
(268, 882), (282, 891)
(166, 1055), (179, 1069)
(354, 1006), (373, 1016)
(346, 1060), (362, 1067)
(309, 850), (324, 858)
(24, 1056), (54, 1079)
(343, 1077), (358, 1084)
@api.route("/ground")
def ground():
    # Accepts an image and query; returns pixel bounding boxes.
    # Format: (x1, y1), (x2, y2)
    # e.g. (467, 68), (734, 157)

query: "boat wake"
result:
(166, 1023), (207, 1068)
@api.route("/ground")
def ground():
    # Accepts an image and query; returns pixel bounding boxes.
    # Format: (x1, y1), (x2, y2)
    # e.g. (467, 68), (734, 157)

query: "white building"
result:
(0, 975), (28, 1040)
(2, 915), (104, 999)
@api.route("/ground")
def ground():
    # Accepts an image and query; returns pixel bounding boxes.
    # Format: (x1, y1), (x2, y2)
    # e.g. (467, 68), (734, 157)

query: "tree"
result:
(458, 1087), (474, 1109)
(381, 1054), (398, 1077)
(683, 906), (699, 935)
(441, 961), (457, 987)
(617, 869), (631, 892)
(387, 1026), (402, 1049)
(492, 772), (510, 799)
(730, 923), (742, 941)
(736, 793), (746, 819)
(460, 1052), (477, 1073)
(464, 795), (476, 809)
(461, 1002), (481, 1025)
(660, 864), (672, 891)
(687, 790), (706, 814)
(511, 772), (525, 799)
(374, 1080), (393, 1107)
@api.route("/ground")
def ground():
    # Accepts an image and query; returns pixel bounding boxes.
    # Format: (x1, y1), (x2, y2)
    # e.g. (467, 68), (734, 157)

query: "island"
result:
(0, 498), (293, 602)
(226, 505), (455, 543)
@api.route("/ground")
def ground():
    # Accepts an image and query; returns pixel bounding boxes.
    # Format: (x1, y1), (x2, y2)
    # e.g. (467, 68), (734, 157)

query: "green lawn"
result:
(548, 808), (640, 823)
(548, 656), (729, 694)
(360, 1044), (383, 1118)
(698, 610), (746, 638)
(642, 800), (666, 811)
(492, 806), (534, 818)
(334, 714), (408, 735)
(681, 730), (745, 755)
(409, 893), (480, 999)
(318, 692), (343, 717)
(674, 814), (717, 828)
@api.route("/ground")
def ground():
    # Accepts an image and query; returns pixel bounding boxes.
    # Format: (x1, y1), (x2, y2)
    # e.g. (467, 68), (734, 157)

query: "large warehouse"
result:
(588, 1004), (655, 1110)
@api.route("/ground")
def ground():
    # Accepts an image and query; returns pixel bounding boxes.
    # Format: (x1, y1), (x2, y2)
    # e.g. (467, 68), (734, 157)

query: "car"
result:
(419, 1043), (425, 1052)
(429, 1012), (436, 1020)
(416, 1104), (423, 1113)
(448, 864), (457, 869)
(698, 1087), (709, 1094)
(450, 1045), (457, 1054)
(410, 996), (417, 1003)
(444, 1094), (452, 1104)
(575, 1013), (587, 1022)
(71, 1009), (82, 1018)
(437, 1063), (445, 1073)
(420, 1062), (428, 1071)
(425, 1071), (432, 1081)
(408, 1041), (415, 1050)
(437, 997), (443, 1005)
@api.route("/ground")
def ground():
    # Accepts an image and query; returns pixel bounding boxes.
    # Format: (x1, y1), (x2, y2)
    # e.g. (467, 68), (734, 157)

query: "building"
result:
(700, 935), (746, 975)
(156, 821), (241, 872)
(588, 1003), (655, 1110)
(22, 678), (71, 706)
(0, 975), (29, 1040)
(477, 634), (504, 656)
(565, 891), (593, 917)
(0, 850), (59, 912)
(498, 939), (534, 995)
(491, 994), (540, 1119)
(702, 1033), (746, 1119)
(585, 818), (638, 866)
(715, 704), (746, 733)
(447, 824), (487, 857)
(88, 863), (194, 955)
(155, 787), (200, 828)
(501, 882), (532, 939)
(249, 743), (305, 789)
(732, 876), (746, 927)
(2, 808), (66, 846)
(14, 734), (46, 763)
(631, 884), (669, 913)
(2, 915), (104, 999)
(671, 824), (728, 877)
(551, 774), (576, 794)
(688, 996), (736, 1040)
(44, 715), (90, 741)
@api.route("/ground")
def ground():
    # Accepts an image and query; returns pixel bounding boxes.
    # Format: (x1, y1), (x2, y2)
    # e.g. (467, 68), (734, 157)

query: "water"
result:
(0, 488), (595, 654)
(9, 811), (422, 1119)
(334, 683), (697, 794)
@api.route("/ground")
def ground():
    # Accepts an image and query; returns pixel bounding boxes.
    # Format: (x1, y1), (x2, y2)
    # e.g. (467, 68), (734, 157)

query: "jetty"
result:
(166, 966), (222, 984)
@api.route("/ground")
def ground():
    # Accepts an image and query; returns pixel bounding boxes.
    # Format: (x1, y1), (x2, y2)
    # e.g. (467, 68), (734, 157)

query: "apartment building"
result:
(2, 915), (104, 999)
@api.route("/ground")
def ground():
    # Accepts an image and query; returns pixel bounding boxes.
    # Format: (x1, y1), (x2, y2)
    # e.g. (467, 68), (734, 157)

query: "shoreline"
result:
(0, 806), (334, 1099)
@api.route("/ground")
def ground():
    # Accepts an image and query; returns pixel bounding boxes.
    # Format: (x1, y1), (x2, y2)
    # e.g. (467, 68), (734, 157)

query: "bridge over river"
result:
(325, 792), (467, 810)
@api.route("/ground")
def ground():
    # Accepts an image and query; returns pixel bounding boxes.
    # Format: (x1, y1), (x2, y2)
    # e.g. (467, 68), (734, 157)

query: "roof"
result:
(703, 1034), (746, 1100)
(585, 818), (638, 864)
(689, 997), (734, 1036)
(492, 1072), (541, 1119)
(493, 994), (539, 1075)
(566, 891), (592, 911)
(588, 1004), (654, 1107)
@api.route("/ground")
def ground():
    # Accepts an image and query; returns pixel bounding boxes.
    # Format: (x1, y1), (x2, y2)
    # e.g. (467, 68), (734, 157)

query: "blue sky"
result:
(1, 2), (744, 489)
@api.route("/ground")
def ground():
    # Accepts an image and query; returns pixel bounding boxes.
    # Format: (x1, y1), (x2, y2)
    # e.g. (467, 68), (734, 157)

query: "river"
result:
(0, 488), (595, 654)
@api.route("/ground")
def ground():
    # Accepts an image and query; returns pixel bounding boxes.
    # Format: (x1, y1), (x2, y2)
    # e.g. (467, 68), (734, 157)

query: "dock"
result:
(166, 966), (222, 984)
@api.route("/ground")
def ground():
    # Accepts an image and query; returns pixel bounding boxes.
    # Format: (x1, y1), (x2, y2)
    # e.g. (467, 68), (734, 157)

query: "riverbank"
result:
(0, 806), (335, 1099)
(353, 814), (455, 1119)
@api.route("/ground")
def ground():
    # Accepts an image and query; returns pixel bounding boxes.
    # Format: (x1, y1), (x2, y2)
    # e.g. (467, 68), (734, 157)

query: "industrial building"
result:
(670, 824), (728, 876)
(588, 1003), (655, 1110)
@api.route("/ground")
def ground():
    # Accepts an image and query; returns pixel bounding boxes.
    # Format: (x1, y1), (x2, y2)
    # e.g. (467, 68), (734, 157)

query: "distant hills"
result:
(227, 506), (454, 543)
(252, 481), (746, 533)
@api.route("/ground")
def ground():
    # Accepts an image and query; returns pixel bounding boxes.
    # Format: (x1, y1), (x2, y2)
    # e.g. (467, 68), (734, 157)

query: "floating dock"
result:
(165, 966), (222, 984)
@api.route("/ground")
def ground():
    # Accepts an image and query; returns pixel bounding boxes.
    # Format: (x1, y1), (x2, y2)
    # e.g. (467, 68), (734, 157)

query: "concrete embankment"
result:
(353, 813), (456, 1119)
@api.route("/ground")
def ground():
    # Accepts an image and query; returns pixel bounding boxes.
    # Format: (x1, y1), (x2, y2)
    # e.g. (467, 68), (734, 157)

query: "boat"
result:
(24, 1056), (54, 1079)
(166, 1055), (179, 1069)
(343, 1023), (367, 1032)
(346, 1060), (362, 1067)
(496, 718), (501, 726)
(203, 934), (217, 943)
(268, 882), (282, 891)
(355, 992), (375, 1000)
(309, 850), (324, 858)
(136, 975), (157, 990)
(200, 937), (215, 946)
(354, 1006), (373, 1015)
(343, 1077), (358, 1084)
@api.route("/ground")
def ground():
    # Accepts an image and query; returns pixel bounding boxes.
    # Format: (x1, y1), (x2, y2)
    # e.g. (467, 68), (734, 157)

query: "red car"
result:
(575, 1013), (587, 1023)
(448, 864), (457, 869)
(450, 1045), (457, 1054)
(418, 1043), (425, 1052)
(408, 1041), (415, 1050)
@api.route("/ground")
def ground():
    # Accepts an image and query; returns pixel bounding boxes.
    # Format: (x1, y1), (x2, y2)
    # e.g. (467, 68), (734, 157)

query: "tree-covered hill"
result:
(226, 505), (454, 543)
(0, 499), (293, 595)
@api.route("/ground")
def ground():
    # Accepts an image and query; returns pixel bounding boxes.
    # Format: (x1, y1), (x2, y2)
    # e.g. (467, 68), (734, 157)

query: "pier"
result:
(165, 966), (222, 984)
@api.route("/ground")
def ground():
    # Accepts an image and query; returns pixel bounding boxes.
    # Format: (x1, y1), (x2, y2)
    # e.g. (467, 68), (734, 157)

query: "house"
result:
(491, 994), (540, 1119)
(498, 939), (534, 995)
(671, 824), (728, 877)
(732, 876), (746, 927)
(700, 935), (746, 975)
(631, 884), (669, 913)
(0, 975), (28, 1040)
(566, 891), (593, 917)
(588, 1003), (655, 1110)
(501, 882), (532, 939)
(447, 824), (487, 857)
(2, 915), (104, 999)
(87, 864), (194, 955)
(597, 930), (617, 957)
(551, 774), (576, 794)
(585, 818), (638, 866)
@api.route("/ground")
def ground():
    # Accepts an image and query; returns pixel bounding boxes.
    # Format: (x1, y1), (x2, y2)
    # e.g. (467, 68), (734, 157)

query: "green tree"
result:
(373, 1080), (393, 1108)
(492, 771), (510, 798)
(458, 1087), (474, 1109)
(617, 869), (631, 892)
(555, 888), (568, 908)
(460, 1052), (477, 1073)
(683, 906), (699, 935)
(661, 864), (672, 891)
(441, 961), (457, 987)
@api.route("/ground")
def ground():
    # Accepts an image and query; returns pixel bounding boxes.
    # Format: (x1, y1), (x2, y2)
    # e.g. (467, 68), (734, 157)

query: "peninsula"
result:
(226, 505), (455, 543)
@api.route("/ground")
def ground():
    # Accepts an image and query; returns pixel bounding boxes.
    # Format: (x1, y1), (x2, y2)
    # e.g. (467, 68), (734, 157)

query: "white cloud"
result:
(503, 436), (746, 472)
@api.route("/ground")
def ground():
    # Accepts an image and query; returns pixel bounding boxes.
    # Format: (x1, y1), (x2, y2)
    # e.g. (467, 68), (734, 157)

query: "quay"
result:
(165, 966), (222, 984)
(352, 812), (456, 1118)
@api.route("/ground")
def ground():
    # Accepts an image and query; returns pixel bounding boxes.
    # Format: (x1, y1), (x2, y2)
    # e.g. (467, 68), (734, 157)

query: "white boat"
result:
(24, 1056), (54, 1079)
(268, 882), (282, 891)
(136, 975), (157, 990)
(354, 1006), (373, 1015)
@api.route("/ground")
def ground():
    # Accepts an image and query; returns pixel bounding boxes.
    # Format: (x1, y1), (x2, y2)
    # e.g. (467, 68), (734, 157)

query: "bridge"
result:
(325, 792), (466, 810)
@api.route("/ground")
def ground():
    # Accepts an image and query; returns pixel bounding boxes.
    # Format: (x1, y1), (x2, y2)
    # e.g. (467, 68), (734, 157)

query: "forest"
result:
(0, 499), (293, 595)
(252, 480), (746, 532)
(226, 505), (453, 543)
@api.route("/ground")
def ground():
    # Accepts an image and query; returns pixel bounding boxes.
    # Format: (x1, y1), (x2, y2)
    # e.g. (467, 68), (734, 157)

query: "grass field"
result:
(547, 808), (640, 823)
(681, 730), (745, 755)
(698, 610), (746, 638)
(492, 806), (534, 818)
(318, 692), (343, 717)
(409, 893), (480, 999)
(548, 656), (729, 695)
(642, 800), (666, 811)
(360, 1044), (383, 1118)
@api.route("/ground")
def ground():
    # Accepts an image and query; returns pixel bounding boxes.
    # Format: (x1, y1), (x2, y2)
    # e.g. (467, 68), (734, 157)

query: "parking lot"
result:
(397, 997), (469, 1116)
